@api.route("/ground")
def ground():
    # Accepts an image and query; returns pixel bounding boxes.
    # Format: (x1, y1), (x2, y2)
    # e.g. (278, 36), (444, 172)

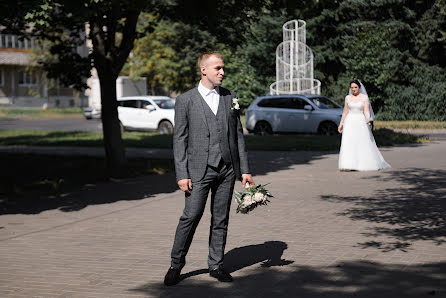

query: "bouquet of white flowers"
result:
(234, 184), (273, 214)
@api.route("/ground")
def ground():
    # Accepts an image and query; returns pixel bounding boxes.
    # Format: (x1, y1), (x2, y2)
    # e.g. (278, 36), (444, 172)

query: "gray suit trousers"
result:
(170, 162), (236, 270)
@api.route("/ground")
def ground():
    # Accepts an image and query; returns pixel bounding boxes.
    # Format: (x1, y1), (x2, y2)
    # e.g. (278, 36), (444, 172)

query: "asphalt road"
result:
(0, 117), (103, 132)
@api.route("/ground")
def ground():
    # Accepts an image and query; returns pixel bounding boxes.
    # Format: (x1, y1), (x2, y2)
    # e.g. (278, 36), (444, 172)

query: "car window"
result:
(309, 97), (341, 109)
(258, 97), (306, 109)
(283, 97), (306, 109)
(119, 100), (139, 108)
(258, 98), (289, 108)
(141, 100), (154, 109)
(153, 99), (175, 109)
(257, 98), (273, 107)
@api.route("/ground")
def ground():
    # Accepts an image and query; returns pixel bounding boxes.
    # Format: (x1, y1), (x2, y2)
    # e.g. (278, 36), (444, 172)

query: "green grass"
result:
(0, 130), (174, 148)
(3, 108), (444, 130)
(0, 128), (427, 151)
(245, 128), (426, 151)
(2, 108), (445, 130)
(0, 107), (83, 119)
(373, 121), (446, 130)
(373, 128), (429, 146)
(240, 115), (446, 131)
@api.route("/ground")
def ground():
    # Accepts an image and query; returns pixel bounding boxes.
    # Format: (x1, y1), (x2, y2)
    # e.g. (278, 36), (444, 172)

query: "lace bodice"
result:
(346, 95), (368, 115)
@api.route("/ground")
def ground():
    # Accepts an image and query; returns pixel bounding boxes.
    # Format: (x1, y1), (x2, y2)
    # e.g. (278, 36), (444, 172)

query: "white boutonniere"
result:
(232, 97), (240, 110)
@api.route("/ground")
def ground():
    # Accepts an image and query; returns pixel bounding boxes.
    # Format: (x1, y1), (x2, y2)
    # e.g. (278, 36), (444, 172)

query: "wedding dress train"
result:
(338, 96), (390, 171)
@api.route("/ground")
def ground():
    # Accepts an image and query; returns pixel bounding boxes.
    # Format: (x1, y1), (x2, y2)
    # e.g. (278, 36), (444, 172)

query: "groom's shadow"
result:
(180, 241), (293, 280)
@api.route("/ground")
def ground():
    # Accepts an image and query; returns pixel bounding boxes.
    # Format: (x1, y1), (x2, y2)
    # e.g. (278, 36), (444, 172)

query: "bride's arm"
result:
(363, 95), (371, 124)
(338, 96), (349, 133)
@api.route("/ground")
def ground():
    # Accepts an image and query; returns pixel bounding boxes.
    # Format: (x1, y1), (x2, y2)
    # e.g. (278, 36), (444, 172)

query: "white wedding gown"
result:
(338, 95), (391, 171)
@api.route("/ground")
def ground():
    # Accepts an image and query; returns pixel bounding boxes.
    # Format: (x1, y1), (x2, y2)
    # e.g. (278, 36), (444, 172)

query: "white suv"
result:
(118, 96), (175, 134)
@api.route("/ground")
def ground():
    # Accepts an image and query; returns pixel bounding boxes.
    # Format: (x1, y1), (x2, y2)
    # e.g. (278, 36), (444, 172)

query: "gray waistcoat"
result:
(202, 97), (231, 168)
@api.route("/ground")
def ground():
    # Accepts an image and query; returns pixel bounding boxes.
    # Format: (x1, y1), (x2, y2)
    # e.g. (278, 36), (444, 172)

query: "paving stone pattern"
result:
(1, 141), (446, 297)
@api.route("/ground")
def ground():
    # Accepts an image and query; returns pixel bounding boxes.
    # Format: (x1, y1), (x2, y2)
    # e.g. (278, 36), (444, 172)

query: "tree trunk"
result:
(88, 6), (140, 178)
(99, 72), (127, 178)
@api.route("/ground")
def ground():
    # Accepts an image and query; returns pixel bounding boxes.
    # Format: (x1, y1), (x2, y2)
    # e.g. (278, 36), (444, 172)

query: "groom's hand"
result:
(241, 174), (254, 187)
(178, 179), (192, 195)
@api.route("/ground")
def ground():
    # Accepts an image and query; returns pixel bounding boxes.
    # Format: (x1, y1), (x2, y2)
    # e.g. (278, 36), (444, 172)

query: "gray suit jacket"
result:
(173, 86), (250, 182)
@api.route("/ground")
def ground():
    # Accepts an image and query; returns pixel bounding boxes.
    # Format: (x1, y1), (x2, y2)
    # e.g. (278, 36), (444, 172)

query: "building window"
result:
(18, 71), (37, 86)
(0, 34), (35, 49)
(0, 70), (4, 86)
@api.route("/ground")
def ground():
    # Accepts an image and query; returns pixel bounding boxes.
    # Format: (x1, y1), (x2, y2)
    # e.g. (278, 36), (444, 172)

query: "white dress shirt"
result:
(198, 81), (220, 115)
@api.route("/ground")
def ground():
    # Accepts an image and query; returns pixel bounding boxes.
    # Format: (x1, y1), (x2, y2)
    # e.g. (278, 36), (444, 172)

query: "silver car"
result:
(245, 94), (343, 135)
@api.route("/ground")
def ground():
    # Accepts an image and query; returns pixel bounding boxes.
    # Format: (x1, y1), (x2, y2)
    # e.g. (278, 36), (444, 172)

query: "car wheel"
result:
(254, 121), (273, 136)
(158, 120), (174, 134)
(318, 121), (338, 136)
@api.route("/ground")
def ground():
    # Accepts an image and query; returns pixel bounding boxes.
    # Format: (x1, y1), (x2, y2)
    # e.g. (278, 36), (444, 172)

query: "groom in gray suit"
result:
(164, 52), (254, 286)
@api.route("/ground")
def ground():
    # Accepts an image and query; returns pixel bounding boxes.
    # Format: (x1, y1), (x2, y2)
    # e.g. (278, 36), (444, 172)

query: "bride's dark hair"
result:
(350, 79), (361, 88)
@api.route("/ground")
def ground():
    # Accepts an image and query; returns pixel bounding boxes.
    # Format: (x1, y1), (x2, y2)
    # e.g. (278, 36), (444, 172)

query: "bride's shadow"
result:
(180, 241), (293, 280)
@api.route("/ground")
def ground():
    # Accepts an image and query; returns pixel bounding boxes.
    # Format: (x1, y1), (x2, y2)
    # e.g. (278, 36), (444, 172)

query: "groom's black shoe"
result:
(164, 267), (182, 286)
(209, 267), (233, 282)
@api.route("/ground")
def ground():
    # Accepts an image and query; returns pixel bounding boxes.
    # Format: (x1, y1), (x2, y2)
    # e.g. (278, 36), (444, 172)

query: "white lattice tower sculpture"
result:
(270, 20), (321, 95)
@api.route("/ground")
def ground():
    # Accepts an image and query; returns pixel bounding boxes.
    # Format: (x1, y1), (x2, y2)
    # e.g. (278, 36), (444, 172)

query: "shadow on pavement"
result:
(0, 131), (103, 146)
(320, 167), (446, 251)
(131, 260), (445, 297)
(180, 241), (294, 281)
(248, 150), (334, 177)
(0, 171), (179, 215)
(1, 143), (432, 215)
(1, 150), (333, 215)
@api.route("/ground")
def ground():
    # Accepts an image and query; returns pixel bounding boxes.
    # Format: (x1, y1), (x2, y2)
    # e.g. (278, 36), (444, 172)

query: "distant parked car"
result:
(117, 96), (175, 134)
(245, 94), (343, 135)
(83, 107), (101, 119)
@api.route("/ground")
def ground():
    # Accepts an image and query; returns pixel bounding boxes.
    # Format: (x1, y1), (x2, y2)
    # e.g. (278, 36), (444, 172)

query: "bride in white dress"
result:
(338, 80), (391, 171)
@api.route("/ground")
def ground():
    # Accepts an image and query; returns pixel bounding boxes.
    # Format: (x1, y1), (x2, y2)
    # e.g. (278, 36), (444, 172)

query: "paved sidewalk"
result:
(1, 141), (446, 297)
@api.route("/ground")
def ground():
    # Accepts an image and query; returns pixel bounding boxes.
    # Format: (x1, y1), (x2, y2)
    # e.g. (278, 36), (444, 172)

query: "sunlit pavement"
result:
(1, 140), (445, 297)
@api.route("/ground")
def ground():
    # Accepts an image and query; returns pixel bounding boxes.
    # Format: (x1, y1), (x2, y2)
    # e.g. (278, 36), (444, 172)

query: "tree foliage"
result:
(123, 0), (445, 120)
(122, 13), (178, 95)
(2, 0), (149, 176)
(126, 1), (270, 97)
(2, 0), (445, 130)
(220, 10), (289, 109)
(307, 0), (446, 120)
(1, 0), (271, 175)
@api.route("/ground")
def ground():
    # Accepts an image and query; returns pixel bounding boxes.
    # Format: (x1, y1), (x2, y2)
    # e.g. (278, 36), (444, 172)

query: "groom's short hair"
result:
(198, 52), (223, 68)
